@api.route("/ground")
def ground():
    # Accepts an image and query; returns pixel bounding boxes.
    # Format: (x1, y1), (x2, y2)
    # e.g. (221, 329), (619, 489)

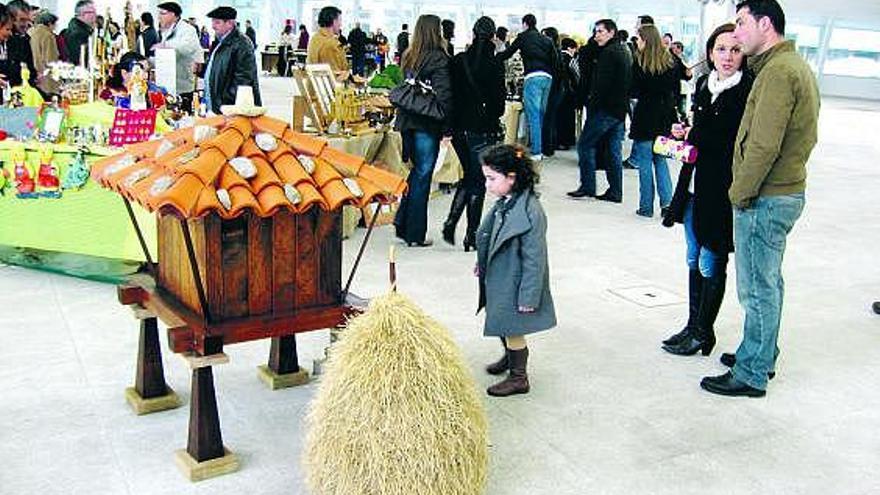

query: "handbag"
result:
(653, 135), (698, 164)
(389, 64), (445, 121)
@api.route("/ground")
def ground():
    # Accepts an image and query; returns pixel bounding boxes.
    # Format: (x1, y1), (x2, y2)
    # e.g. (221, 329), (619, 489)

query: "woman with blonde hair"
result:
(393, 14), (453, 247)
(630, 24), (678, 218)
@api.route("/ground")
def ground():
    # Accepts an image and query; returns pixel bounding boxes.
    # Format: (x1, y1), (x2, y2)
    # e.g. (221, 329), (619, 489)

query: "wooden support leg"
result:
(175, 347), (239, 482)
(125, 315), (181, 415)
(257, 335), (310, 390)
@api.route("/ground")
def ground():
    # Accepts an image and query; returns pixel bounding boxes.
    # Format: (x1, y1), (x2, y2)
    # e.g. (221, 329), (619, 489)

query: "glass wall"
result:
(824, 27), (880, 79)
(786, 24), (823, 72)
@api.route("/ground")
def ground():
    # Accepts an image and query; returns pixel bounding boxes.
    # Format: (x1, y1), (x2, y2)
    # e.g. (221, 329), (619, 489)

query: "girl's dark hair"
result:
(480, 144), (539, 194)
(108, 51), (146, 90)
(283, 24), (293, 35)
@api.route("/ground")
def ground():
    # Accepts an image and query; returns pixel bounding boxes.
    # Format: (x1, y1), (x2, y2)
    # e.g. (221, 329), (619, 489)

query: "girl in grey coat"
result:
(476, 145), (556, 397)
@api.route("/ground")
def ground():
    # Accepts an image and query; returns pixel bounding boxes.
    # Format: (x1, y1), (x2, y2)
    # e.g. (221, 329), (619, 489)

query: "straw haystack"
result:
(303, 291), (489, 495)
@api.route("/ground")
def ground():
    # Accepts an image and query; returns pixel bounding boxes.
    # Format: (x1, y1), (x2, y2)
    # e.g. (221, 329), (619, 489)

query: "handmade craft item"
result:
(62, 148), (91, 190)
(36, 144), (61, 198)
(11, 145), (37, 198)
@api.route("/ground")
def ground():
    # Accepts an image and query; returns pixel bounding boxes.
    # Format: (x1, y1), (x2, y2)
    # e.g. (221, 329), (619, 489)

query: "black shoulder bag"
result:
(389, 62), (445, 121)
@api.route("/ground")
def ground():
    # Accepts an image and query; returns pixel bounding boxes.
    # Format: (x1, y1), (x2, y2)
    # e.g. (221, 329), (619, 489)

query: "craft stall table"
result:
(0, 103), (172, 279)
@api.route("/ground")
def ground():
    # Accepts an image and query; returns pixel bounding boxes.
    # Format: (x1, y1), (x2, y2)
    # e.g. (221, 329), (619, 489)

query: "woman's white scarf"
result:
(707, 69), (743, 103)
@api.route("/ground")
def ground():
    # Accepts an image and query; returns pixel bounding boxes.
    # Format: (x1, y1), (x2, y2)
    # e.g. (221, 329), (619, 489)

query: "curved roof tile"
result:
(90, 114), (405, 219)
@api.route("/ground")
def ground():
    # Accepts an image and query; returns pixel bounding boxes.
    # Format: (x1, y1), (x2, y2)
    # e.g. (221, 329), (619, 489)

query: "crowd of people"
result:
(0, 0), (827, 400)
(0, 0), (263, 115)
(377, 0), (819, 400)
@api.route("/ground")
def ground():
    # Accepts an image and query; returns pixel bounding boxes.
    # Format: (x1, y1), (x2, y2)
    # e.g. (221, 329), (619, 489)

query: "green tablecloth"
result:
(0, 141), (156, 262)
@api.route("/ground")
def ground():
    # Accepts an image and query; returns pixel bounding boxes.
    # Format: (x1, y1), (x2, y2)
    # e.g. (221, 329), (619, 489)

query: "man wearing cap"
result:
(307, 6), (349, 78)
(154, 1), (202, 111)
(203, 6), (260, 115)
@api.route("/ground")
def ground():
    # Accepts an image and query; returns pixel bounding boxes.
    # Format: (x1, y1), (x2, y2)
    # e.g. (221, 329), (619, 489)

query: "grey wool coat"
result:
(476, 191), (556, 337)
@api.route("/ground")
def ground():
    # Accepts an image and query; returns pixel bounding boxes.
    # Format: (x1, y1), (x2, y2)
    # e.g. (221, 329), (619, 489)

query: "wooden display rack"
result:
(292, 64), (337, 133)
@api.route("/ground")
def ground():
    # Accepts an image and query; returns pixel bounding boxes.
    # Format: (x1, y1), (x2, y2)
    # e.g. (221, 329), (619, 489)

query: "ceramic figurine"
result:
(0, 161), (9, 195)
(11, 145), (37, 198)
(36, 144), (61, 198)
(62, 148), (91, 190)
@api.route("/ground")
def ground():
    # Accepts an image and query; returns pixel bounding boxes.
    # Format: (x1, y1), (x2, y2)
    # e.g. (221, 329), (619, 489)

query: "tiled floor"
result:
(1, 77), (879, 494)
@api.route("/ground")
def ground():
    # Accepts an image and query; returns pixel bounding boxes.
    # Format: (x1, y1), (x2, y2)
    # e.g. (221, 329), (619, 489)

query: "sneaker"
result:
(873, 301), (880, 315)
(623, 159), (636, 170)
(530, 154), (543, 162)
(635, 209), (653, 218)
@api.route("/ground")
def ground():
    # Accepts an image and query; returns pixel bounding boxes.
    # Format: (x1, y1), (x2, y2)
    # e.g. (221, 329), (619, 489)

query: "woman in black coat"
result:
(630, 24), (678, 218)
(393, 14), (453, 247)
(661, 23), (753, 356)
(441, 16), (506, 251)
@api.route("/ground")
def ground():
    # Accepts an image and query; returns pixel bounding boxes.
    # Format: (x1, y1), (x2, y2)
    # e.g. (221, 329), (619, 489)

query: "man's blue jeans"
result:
(683, 198), (728, 278)
(632, 139), (672, 216)
(394, 130), (440, 243)
(575, 110), (624, 197)
(732, 193), (805, 390)
(523, 75), (552, 156)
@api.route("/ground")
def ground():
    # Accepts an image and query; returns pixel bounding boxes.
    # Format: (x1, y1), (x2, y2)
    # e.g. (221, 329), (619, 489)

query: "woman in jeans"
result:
(393, 14), (453, 247)
(629, 24), (678, 218)
(442, 16), (506, 251)
(661, 23), (752, 356)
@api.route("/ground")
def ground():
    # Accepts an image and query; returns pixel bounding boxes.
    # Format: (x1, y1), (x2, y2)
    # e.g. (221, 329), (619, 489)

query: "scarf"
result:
(707, 69), (742, 104)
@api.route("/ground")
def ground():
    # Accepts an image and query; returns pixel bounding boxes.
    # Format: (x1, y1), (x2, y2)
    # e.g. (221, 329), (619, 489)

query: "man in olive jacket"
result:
(203, 6), (261, 115)
(701, 0), (819, 398)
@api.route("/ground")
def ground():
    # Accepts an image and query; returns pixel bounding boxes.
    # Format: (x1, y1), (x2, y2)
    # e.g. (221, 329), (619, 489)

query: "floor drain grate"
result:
(609, 286), (684, 308)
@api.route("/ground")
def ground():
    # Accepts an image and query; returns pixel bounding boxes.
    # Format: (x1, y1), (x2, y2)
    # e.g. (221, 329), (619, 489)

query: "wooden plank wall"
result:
(156, 209), (344, 323)
(316, 211), (342, 306)
(220, 215), (249, 319)
(272, 210), (297, 314)
(294, 209), (318, 308)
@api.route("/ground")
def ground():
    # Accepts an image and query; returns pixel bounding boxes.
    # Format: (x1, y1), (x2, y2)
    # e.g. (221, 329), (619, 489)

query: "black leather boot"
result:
(663, 273), (726, 356)
(487, 347), (530, 397)
(485, 338), (508, 375)
(442, 187), (468, 246)
(662, 270), (703, 346)
(462, 194), (484, 252)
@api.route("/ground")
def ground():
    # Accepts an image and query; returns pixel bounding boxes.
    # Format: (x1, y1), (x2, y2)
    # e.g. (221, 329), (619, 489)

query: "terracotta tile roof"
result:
(91, 115), (406, 219)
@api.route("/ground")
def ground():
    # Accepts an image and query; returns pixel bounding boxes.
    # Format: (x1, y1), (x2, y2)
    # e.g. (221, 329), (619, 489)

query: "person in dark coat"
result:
(441, 19), (455, 56)
(139, 12), (159, 57)
(661, 23), (752, 357)
(630, 24), (679, 217)
(395, 23), (409, 61)
(497, 14), (557, 160)
(4, 0), (37, 89)
(476, 145), (556, 397)
(539, 26), (561, 157)
(296, 24), (309, 50)
(347, 23), (368, 76)
(393, 14), (453, 247)
(554, 37), (579, 149)
(244, 20), (256, 49)
(568, 19), (631, 201)
(63, 0), (96, 66)
(203, 6), (261, 114)
(441, 16), (506, 252)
